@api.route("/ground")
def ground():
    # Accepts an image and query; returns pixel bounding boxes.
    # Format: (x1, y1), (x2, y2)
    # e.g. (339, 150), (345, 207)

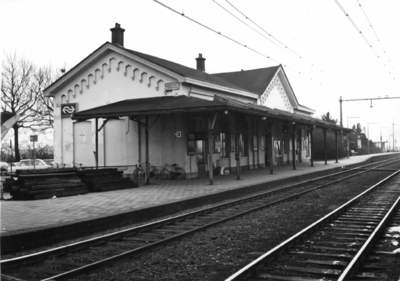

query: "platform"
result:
(1, 153), (399, 254)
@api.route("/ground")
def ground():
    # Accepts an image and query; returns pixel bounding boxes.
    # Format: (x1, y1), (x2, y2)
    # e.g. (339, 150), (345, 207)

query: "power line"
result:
(153, 0), (301, 73)
(356, 0), (399, 82)
(212, 0), (289, 56)
(222, 0), (307, 62)
(333, 0), (379, 58)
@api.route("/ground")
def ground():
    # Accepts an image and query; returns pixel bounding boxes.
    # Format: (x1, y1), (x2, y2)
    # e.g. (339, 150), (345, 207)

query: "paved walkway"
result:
(0, 154), (397, 238)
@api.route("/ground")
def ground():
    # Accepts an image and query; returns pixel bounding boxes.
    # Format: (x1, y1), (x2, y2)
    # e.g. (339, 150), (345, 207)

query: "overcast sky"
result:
(2, 0), (399, 146)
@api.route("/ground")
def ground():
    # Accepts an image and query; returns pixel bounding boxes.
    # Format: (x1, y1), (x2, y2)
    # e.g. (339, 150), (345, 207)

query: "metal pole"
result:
(33, 140), (36, 170)
(394, 123), (395, 152)
(95, 118), (99, 169)
(310, 127), (314, 167)
(291, 124), (296, 170)
(339, 96), (343, 127)
(367, 123), (370, 154)
(145, 116), (150, 185)
(208, 113), (214, 185)
(323, 128), (327, 165)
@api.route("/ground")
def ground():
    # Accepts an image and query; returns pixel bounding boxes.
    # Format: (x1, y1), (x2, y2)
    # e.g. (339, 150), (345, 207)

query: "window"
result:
(214, 134), (221, 153)
(260, 136), (265, 151)
(221, 133), (227, 157)
(253, 135), (258, 151)
(187, 133), (195, 155)
(239, 134), (248, 156)
(230, 135), (236, 152)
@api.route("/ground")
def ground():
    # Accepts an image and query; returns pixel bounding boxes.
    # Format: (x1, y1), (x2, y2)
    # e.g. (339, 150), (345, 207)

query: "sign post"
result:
(30, 135), (38, 169)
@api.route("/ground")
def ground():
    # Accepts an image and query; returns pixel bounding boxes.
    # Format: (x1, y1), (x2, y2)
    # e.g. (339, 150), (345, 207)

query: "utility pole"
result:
(339, 96), (400, 128)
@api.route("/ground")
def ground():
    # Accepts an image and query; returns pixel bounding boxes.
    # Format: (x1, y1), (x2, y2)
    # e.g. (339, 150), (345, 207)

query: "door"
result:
(73, 121), (94, 167)
(196, 140), (206, 177)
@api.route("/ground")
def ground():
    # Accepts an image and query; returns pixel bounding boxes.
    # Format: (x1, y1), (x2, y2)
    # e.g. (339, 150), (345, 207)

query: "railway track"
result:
(1, 158), (400, 281)
(225, 170), (400, 281)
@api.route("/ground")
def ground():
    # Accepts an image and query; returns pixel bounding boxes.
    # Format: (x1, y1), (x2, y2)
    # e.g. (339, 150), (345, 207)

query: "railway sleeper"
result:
(274, 265), (342, 276)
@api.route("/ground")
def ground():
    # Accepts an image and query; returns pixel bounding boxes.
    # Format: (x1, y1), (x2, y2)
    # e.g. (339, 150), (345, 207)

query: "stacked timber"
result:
(79, 168), (135, 192)
(10, 168), (88, 200)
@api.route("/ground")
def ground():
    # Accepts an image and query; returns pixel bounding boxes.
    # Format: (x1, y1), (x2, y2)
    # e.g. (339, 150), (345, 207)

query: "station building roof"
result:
(72, 95), (351, 132)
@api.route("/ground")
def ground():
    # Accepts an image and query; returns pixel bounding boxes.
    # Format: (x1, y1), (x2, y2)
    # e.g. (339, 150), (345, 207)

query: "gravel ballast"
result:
(66, 170), (399, 281)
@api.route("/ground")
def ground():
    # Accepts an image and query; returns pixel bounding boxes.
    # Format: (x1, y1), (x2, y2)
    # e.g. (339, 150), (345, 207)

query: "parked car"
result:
(8, 159), (52, 173)
(1, 161), (9, 172)
(43, 159), (55, 167)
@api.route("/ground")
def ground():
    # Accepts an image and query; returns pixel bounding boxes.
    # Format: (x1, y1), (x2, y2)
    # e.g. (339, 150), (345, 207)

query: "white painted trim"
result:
(185, 77), (258, 99)
(44, 43), (185, 97)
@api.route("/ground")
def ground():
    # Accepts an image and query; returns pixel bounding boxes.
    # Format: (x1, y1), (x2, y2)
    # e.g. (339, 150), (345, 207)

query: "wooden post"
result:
(298, 129), (302, 163)
(252, 117), (255, 170)
(335, 130), (339, 163)
(235, 114), (241, 180)
(310, 127), (314, 167)
(291, 124), (296, 170)
(145, 116), (149, 185)
(95, 118), (99, 169)
(208, 113), (214, 185)
(267, 119), (274, 175)
(323, 128), (327, 165)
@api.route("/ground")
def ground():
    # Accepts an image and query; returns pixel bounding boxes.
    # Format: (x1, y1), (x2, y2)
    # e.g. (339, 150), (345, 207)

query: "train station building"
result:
(44, 23), (352, 182)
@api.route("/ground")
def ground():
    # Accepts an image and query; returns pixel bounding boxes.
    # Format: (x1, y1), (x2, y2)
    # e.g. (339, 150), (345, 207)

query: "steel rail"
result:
(1, 158), (399, 280)
(2, 158), (397, 269)
(224, 170), (400, 281)
(338, 194), (400, 280)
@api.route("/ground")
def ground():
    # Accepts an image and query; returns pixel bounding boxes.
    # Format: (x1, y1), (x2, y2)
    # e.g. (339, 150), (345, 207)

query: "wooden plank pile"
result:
(79, 168), (136, 192)
(10, 168), (89, 200)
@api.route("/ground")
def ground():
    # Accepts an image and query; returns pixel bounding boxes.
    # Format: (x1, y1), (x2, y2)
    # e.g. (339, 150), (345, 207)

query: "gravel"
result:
(69, 170), (396, 281)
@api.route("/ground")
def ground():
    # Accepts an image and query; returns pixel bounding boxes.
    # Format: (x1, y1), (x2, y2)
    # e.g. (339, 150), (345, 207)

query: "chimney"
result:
(196, 53), (206, 72)
(110, 23), (125, 47)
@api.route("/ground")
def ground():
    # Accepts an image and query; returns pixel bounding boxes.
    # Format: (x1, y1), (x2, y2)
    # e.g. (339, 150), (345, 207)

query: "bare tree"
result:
(1, 52), (58, 161)
(31, 66), (56, 132)
(1, 52), (38, 161)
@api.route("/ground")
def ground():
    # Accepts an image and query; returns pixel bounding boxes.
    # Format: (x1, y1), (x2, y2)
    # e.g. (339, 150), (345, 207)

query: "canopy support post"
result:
(208, 112), (214, 185)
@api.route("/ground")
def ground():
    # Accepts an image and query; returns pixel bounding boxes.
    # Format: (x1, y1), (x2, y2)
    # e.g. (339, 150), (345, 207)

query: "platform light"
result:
(262, 116), (267, 120)
(224, 110), (228, 115)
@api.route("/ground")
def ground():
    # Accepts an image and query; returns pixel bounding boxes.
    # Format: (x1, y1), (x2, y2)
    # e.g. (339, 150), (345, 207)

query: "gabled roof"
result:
(43, 42), (256, 98)
(123, 47), (251, 93)
(212, 66), (280, 95)
(72, 95), (351, 132)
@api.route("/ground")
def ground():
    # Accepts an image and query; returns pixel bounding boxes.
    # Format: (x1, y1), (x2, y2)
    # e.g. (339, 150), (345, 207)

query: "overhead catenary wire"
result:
(153, 0), (301, 73)
(356, 0), (399, 82)
(224, 0), (308, 63)
(333, 0), (379, 58)
(220, 0), (357, 94)
(215, 0), (304, 62)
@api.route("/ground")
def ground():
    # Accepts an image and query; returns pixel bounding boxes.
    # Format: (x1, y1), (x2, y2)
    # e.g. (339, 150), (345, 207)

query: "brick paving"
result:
(0, 155), (394, 239)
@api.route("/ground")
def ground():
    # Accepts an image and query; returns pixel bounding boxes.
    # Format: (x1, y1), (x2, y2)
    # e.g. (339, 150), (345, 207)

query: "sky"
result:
(1, 0), (400, 148)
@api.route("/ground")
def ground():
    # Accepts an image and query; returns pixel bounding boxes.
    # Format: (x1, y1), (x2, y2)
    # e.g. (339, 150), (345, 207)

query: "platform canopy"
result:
(72, 95), (352, 132)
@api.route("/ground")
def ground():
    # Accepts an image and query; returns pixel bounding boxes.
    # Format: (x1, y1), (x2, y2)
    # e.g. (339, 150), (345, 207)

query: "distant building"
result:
(44, 23), (350, 179)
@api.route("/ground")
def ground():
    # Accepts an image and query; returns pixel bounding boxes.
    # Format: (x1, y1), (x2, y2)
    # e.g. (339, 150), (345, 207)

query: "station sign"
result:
(30, 135), (38, 142)
(165, 82), (180, 91)
(61, 103), (78, 117)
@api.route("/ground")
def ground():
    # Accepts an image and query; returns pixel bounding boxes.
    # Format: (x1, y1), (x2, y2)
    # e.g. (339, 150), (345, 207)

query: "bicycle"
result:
(156, 163), (185, 180)
(132, 162), (157, 182)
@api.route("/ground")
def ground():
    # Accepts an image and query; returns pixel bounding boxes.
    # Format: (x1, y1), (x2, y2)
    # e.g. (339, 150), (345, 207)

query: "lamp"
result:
(224, 110), (228, 115)
(262, 117), (267, 120)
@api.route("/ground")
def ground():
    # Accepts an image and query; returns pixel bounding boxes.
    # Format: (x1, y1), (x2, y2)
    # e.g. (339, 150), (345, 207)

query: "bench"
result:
(351, 150), (358, 155)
